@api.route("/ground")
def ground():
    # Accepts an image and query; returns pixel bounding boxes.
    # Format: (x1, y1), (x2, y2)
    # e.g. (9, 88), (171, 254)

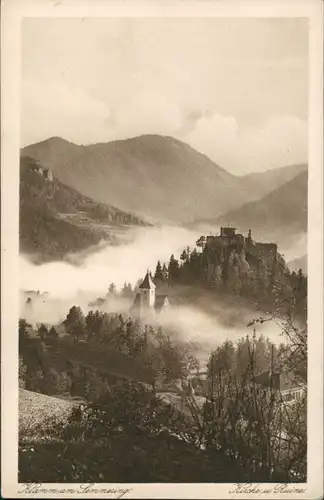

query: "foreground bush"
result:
(19, 382), (259, 483)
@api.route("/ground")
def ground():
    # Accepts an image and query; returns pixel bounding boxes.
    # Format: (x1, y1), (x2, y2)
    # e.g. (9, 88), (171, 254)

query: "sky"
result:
(21, 17), (309, 174)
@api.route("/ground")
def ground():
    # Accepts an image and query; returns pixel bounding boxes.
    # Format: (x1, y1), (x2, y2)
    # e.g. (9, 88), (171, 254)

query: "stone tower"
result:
(138, 271), (156, 320)
(246, 228), (253, 246)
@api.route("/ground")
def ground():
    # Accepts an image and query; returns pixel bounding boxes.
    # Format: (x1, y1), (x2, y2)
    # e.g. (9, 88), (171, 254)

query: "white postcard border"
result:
(1, 1), (323, 498)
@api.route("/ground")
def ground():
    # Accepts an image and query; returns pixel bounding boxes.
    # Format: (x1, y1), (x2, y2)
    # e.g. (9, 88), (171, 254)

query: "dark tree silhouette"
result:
(154, 260), (163, 282)
(108, 283), (117, 295)
(65, 306), (86, 342)
(19, 319), (31, 349)
(161, 263), (168, 281)
(48, 326), (58, 339)
(37, 323), (49, 340)
(86, 310), (104, 340)
(168, 254), (180, 282)
(121, 282), (133, 299)
(180, 250), (188, 265)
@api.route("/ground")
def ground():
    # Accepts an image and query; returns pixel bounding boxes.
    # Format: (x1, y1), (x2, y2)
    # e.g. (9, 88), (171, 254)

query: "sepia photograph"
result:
(1, 0), (323, 498)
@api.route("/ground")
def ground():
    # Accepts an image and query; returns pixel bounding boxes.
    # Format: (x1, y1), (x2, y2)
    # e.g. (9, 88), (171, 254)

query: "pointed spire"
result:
(139, 271), (156, 289)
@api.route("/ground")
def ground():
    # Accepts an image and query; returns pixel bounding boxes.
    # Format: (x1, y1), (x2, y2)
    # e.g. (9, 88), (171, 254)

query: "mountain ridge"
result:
(22, 135), (307, 224)
(204, 170), (308, 251)
(215, 170), (307, 231)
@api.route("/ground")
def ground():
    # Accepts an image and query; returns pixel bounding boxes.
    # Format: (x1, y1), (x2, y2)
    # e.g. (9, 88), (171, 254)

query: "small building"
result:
(254, 369), (306, 404)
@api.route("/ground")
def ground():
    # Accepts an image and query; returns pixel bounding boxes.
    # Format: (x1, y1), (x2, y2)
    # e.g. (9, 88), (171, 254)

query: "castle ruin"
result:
(205, 227), (278, 258)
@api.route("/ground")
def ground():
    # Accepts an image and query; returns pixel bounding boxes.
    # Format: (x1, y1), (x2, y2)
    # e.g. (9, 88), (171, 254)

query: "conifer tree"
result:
(65, 306), (86, 343)
(168, 254), (180, 282)
(108, 283), (117, 295)
(180, 250), (187, 264)
(121, 282), (133, 299)
(48, 326), (58, 339)
(37, 323), (49, 340)
(154, 260), (163, 281)
(161, 263), (168, 281)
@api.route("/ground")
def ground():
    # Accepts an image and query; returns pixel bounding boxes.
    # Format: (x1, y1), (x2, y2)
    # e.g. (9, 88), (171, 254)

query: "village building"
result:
(253, 369), (306, 405)
(131, 271), (170, 323)
(185, 367), (306, 404)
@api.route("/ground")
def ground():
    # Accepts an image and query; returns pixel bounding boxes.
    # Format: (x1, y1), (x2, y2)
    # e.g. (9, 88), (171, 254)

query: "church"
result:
(131, 271), (170, 323)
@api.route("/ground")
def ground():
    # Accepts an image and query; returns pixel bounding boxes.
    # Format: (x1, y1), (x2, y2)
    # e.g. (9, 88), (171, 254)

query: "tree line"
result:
(19, 307), (199, 400)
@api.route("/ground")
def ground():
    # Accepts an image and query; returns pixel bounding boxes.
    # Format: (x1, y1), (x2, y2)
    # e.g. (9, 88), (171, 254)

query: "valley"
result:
(13, 14), (312, 489)
(18, 134), (308, 485)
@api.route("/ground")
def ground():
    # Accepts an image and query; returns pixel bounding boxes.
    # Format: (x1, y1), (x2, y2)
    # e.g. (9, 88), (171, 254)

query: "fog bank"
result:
(20, 225), (202, 299)
(20, 224), (288, 360)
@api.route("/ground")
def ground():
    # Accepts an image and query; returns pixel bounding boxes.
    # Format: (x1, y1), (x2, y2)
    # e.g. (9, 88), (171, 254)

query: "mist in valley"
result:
(21, 226), (201, 298)
(20, 224), (296, 361)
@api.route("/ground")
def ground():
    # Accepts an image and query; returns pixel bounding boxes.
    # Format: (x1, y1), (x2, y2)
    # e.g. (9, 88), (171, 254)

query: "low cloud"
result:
(20, 226), (201, 299)
(22, 79), (307, 175)
(20, 225), (287, 363)
(185, 113), (308, 174)
(21, 289), (284, 365)
(21, 291), (133, 328)
(160, 305), (284, 363)
(21, 80), (111, 146)
(115, 90), (182, 139)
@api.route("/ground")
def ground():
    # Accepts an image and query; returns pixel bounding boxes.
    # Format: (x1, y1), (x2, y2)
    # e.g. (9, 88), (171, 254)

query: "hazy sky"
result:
(21, 17), (308, 174)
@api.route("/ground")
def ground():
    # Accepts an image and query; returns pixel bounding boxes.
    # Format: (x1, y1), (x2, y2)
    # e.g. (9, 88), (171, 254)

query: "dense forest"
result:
(19, 308), (199, 399)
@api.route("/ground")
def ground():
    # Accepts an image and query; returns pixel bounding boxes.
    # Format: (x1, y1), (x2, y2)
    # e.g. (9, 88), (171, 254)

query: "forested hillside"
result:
(20, 156), (147, 260)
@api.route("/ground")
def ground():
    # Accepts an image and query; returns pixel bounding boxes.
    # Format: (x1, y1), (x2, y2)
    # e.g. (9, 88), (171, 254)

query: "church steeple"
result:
(131, 269), (170, 324)
(139, 270), (156, 312)
(139, 270), (156, 291)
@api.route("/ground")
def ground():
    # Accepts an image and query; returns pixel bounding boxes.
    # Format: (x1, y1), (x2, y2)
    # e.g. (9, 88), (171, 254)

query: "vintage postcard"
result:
(1, 0), (323, 498)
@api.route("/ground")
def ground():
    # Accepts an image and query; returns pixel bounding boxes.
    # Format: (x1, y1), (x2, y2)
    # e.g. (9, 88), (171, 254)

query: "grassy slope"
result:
(19, 389), (77, 437)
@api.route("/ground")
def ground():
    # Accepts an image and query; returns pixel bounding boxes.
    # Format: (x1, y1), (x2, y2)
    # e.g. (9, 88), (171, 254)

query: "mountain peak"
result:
(22, 134), (308, 225)
(25, 136), (74, 148)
